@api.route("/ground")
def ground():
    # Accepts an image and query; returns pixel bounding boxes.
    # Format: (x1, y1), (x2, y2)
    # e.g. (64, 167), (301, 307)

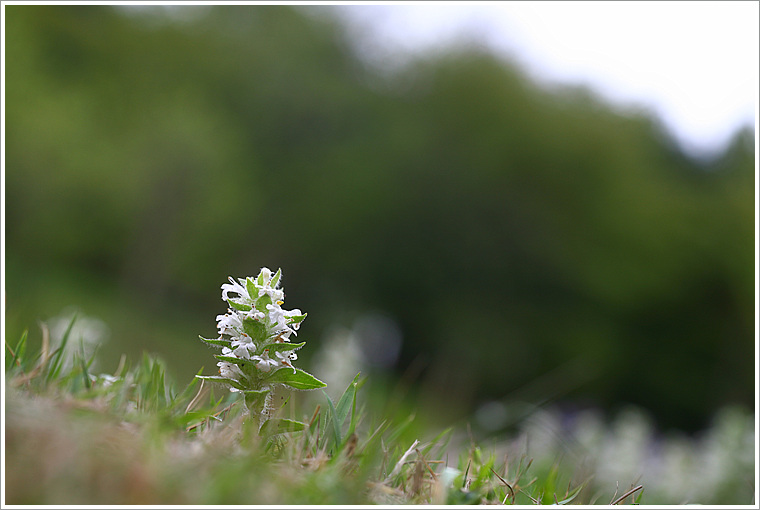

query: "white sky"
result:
(335, 1), (759, 158)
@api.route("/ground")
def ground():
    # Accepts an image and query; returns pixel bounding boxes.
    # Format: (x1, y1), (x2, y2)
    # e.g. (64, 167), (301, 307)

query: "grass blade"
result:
(77, 340), (92, 390)
(46, 312), (78, 382)
(335, 372), (361, 426)
(322, 389), (342, 448)
(5, 329), (28, 371)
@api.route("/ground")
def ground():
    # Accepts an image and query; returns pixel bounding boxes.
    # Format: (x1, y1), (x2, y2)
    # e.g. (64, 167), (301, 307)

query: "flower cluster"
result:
(215, 268), (305, 382)
(197, 268), (325, 427)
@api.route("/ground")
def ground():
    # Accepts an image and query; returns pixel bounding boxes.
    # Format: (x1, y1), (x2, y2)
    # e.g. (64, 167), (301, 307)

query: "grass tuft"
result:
(4, 323), (754, 505)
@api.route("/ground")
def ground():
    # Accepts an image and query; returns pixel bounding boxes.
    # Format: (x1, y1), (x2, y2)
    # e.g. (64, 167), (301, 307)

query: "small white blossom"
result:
(276, 349), (297, 368)
(266, 304), (289, 334)
(234, 345), (251, 359)
(216, 311), (243, 336)
(259, 285), (285, 303)
(217, 360), (242, 379)
(251, 351), (279, 372)
(251, 349), (297, 373)
(244, 309), (266, 322)
(217, 361), (244, 392)
(259, 267), (273, 284)
(230, 333), (253, 349)
(221, 276), (250, 304)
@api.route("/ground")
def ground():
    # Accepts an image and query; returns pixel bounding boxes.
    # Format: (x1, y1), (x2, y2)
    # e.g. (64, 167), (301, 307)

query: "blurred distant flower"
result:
(517, 405), (755, 505)
(92, 373), (120, 388)
(46, 307), (110, 372)
(312, 326), (365, 395)
(197, 267), (325, 429)
(313, 312), (401, 399)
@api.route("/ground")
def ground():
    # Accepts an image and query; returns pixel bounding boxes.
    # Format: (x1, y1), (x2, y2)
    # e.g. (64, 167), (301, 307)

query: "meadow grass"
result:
(4, 319), (754, 505)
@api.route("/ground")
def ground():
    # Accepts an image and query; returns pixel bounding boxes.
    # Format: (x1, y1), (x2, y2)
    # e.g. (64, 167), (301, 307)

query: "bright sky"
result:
(335, 2), (759, 158)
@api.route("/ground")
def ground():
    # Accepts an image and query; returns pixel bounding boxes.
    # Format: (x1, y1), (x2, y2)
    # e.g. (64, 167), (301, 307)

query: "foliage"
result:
(3, 5), (755, 433)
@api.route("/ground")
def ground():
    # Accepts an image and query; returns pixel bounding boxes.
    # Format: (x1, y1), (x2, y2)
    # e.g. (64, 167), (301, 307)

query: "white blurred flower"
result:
(46, 307), (110, 372)
(93, 373), (119, 388)
(514, 405), (755, 505)
(312, 325), (364, 394)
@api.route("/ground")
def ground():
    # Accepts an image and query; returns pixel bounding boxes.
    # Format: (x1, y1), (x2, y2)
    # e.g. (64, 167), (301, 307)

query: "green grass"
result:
(4, 323), (755, 505)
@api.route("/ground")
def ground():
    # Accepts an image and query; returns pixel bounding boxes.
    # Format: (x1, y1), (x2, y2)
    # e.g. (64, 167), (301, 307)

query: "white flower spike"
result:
(197, 267), (326, 428)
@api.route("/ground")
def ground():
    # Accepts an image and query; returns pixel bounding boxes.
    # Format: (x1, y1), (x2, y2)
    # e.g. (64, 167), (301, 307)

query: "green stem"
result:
(244, 387), (273, 430)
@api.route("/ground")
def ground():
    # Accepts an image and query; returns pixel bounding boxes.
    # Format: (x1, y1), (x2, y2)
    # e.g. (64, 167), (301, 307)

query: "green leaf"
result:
(196, 374), (246, 391)
(286, 314), (307, 325)
(265, 368), (326, 390)
(256, 270), (265, 286)
(258, 341), (305, 357)
(270, 268), (282, 288)
(227, 299), (252, 312)
(213, 354), (253, 367)
(245, 277), (257, 300)
(243, 318), (268, 343)
(255, 294), (272, 313)
(259, 418), (305, 437)
(199, 335), (231, 348)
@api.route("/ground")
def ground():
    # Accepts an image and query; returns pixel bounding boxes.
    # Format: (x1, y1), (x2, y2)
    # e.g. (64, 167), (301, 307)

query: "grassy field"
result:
(4, 320), (756, 505)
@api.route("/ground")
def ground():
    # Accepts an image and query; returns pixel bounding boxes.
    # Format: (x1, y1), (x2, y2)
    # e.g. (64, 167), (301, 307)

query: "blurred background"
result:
(3, 4), (756, 439)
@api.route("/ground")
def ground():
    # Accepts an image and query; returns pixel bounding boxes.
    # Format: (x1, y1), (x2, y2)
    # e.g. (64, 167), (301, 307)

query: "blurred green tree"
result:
(4, 5), (754, 432)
